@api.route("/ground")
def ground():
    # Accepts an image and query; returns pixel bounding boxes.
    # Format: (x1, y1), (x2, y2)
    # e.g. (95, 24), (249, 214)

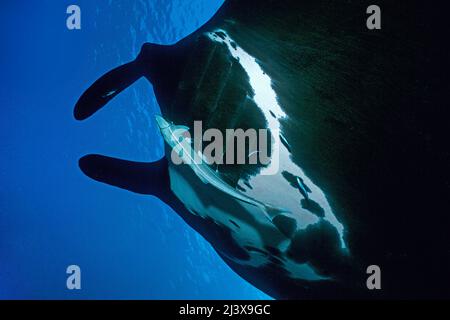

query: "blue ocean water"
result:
(0, 0), (269, 299)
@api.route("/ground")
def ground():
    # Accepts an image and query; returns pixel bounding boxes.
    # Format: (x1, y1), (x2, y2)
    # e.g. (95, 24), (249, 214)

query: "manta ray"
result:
(74, 0), (450, 299)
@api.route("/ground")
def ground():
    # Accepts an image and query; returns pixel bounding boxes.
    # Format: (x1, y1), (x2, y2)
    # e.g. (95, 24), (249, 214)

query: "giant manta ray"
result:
(74, 0), (449, 299)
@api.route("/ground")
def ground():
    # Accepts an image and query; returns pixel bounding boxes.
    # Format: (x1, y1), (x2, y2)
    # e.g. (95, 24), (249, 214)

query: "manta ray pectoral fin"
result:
(74, 61), (143, 120)
(79, 154), (170, 197)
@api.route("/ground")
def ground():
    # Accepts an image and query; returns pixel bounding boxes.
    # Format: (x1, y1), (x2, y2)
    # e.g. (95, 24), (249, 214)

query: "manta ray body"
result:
(74, 0), (449, 299)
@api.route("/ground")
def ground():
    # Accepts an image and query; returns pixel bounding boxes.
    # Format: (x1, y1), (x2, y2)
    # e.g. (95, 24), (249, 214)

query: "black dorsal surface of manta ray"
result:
(74, 0), (450, 299)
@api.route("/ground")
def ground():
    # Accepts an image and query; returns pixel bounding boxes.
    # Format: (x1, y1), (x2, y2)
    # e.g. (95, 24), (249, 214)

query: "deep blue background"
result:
(0, 0), (269, 299)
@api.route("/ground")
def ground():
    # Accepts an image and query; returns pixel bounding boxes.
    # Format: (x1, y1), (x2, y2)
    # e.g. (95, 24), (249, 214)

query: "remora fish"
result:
(154, 114), (294, 236)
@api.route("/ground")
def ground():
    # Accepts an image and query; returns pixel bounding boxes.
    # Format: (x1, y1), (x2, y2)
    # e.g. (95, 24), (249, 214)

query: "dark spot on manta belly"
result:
(287, 220), (345, 277)
(215, 31), (226, 40)
(281, 171), (298, 188)
(301, 199), (325, 218)
(272, 215), (297, 238)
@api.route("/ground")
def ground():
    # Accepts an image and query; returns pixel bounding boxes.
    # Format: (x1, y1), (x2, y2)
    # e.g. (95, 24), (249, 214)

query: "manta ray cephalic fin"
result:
(79, 154), (170, 197)
(74, 61), (144, 120)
